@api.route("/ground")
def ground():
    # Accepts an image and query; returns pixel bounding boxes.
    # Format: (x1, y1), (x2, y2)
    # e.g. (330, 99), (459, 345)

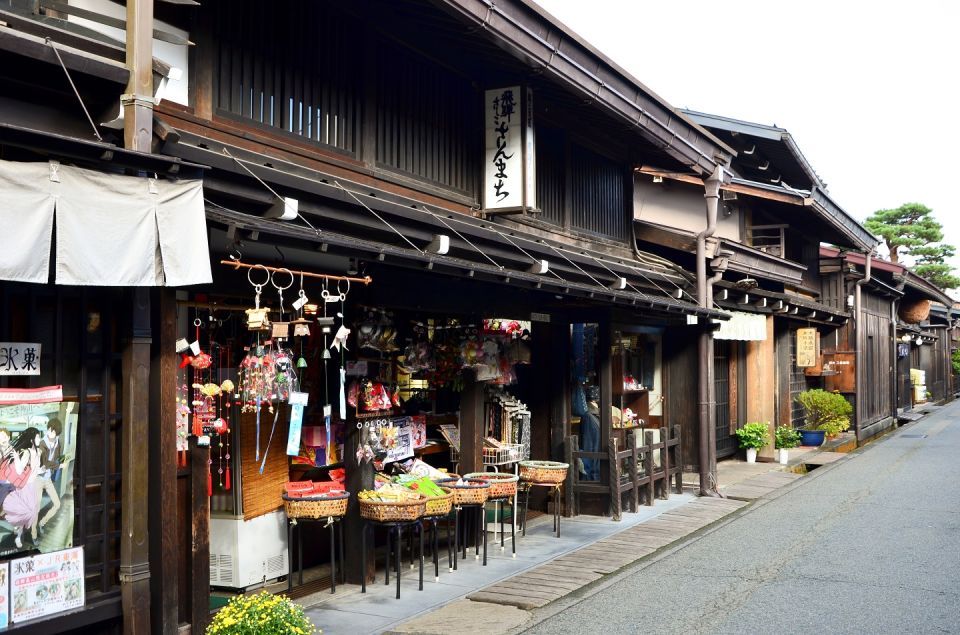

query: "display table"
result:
(360, 519), (424, 599)
(518, 481), (563, 538)
(286, 515), (345, 594)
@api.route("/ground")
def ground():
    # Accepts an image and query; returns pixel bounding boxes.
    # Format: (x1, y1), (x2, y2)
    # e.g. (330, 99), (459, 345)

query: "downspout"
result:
(891, 296), (900, 422)
(853, 251), (873, 442)
(698, 165), (723, 496)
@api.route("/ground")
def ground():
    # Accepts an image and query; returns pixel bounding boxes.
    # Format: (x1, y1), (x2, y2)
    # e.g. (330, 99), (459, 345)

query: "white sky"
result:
(536, 0), (960, 294)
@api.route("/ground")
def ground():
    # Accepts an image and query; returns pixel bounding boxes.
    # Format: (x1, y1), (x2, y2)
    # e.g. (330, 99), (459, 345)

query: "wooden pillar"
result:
(124, 0), (154, 152)
(148, 290), (178, 634)
(189, 436), (211, 632)
(745, 316), (776, 461)
(344, 421), (375, 585)
(191, 1), (214, 120)
(459, 371), (484, 475)
(121, 288), (152, 633)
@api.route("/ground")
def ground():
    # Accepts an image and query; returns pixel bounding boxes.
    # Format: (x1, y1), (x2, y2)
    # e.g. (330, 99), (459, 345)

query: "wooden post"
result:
(189, 436), (211, 633)
(628, 432), (639, 513)
(344, 424), (375, 585)
(659, 426), (670, 501)
(564, 436), (576, 517)
(149, 290), (178, 634)
(121, 289), (152, 634)
(192, 1), (214, 120)
(673, 425), (684, 494)
(124, 0), (154, 152)
(459, 371), (484, 476)
(608, 437), (621, 521)
(643, 430), (655, 506)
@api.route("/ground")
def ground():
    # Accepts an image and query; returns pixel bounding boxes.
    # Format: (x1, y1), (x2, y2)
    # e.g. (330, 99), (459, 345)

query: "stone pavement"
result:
(301, 425), (908, 635)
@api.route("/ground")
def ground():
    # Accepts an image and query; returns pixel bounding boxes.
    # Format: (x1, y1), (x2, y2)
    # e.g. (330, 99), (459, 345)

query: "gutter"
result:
(698, 165), (724, 496)
(853, 251), (873, 442)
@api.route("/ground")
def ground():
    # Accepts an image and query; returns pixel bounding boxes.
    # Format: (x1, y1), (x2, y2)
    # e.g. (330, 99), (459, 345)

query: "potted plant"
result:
(774, 425), (801, 465)
(733, 422), (770, 463)
(207, 590), (317, 635)
(794, 389), (852, 446)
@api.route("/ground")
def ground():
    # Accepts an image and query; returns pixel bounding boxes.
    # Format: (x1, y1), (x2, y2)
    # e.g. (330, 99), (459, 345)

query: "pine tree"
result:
(864, 203), (959, 290)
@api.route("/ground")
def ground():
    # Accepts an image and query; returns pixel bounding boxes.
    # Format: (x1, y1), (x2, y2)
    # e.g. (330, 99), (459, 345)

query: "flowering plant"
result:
(207, 591), (316, 635)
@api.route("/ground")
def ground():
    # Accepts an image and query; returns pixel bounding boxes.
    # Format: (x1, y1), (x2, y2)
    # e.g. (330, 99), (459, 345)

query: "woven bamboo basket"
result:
(282, 492), (350, 520)
(435, 478), (490, 506)
(423, 487), (454, 517)
(359, 496), (426, 522)
(519, 460), (569, 484)
(464, 472), (519, 499)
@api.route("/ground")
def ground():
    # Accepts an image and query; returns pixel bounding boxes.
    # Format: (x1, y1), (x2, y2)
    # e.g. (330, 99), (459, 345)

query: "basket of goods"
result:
(435, 478), (491, 506)
(518, 460), (569, 484)
(395, 476), (455, 517)
(358, 486), (426, 522)
(464, 472), (519, 499)
(282, 482), (350, 520)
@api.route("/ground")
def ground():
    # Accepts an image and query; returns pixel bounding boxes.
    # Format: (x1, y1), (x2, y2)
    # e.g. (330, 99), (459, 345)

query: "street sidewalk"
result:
(301, 414), (937, 635)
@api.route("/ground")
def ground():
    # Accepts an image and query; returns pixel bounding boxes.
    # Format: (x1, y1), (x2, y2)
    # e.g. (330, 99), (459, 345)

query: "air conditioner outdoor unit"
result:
(210, 510), (289, 590)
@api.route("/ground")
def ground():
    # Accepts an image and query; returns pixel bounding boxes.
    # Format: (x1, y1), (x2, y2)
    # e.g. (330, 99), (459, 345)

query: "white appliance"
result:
(210, 510), (289, 590)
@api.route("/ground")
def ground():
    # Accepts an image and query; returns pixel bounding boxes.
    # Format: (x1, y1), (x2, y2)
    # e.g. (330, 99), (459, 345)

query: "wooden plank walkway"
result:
(721, 470), (803, 501)
(466, 497), (747, 609)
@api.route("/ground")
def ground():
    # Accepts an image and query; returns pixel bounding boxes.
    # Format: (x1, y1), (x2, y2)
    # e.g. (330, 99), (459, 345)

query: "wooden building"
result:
(0, 0), (737, 632)
(635, 112), (880, 460)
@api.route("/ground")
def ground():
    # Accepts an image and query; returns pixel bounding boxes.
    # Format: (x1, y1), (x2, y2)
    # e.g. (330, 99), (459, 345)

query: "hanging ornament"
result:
(292, 317), (311, 338)
(246, 265), (271, 331)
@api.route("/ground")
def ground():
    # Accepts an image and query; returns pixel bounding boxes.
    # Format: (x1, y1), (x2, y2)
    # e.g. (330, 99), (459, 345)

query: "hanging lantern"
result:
(292, 317), (311, 337)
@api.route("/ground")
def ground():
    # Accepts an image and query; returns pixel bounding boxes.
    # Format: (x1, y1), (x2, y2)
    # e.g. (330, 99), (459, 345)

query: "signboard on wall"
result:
(796, 328), (819, 367)
(9, 547), (84, 623)
(0, 343), (41, 376)
(483, 86), (536, 212)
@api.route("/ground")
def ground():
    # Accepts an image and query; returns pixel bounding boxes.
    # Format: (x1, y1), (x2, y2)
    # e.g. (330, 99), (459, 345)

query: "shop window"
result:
(0, 284), (124, 606)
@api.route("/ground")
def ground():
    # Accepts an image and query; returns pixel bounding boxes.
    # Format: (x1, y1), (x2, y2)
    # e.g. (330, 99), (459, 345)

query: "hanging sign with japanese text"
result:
(0, 343), (41, 376)
(796, 328), (818, 367)
(483, 86), (536, 212)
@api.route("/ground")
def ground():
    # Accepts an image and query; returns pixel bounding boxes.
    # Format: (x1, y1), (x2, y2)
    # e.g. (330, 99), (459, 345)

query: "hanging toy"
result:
(245, 265), (271, 331)
(176, 378), (190, 467)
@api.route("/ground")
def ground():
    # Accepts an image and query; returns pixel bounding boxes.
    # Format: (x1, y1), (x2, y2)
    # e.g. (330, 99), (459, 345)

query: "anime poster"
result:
(0, 387), (77, 557)
(9, 547), (84, 623)
(0, 561), (8, 628)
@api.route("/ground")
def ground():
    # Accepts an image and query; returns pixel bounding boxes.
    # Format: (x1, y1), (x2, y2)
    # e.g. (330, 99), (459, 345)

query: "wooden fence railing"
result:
(565, 425), (682, 520)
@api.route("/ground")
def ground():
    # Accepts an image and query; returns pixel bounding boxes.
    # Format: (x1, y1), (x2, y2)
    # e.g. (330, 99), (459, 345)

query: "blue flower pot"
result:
(798, 429), (825, 447)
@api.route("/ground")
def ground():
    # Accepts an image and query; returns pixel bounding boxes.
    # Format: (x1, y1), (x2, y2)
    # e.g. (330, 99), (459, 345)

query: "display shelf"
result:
(482, 443), (525, 466)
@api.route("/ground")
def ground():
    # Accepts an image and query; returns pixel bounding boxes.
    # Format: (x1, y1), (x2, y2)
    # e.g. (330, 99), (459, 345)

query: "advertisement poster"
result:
(10, 547), (84, 623)
(0, 561), (8, 628)
(0, 386), (77, 556)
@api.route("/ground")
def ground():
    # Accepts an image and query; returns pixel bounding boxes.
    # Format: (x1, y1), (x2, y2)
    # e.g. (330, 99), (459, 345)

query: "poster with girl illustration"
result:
(0, 387), (77, 557)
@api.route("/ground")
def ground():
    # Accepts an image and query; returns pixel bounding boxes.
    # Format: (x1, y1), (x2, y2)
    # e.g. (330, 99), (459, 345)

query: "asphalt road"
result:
(521, 404), (960, 635)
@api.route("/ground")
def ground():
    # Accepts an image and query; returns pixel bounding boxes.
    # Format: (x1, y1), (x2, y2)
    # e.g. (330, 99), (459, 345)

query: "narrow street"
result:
(522, 404), (960, 634)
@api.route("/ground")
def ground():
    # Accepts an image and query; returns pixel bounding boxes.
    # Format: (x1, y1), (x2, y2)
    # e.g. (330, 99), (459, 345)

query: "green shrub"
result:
(795, 389), (851, 435)
(775, 425), (802, 449)
(733, 422), (771, 450)
(952, 348), (960, 376)
(207, 591), (316, 635)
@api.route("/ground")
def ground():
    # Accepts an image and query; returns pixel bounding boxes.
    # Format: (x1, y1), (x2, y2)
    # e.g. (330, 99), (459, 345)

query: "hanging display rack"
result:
(219, 259), (374, 286)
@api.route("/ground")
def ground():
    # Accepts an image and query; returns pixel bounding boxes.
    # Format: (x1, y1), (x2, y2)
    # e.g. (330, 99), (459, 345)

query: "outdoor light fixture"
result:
(915, 336), (923, 346)
(652, 175), (664, 183)
(900, 334), (912, 343)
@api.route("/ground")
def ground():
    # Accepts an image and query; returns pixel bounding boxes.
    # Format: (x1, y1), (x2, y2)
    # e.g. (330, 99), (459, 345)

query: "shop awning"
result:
(0, 158), (211, 286)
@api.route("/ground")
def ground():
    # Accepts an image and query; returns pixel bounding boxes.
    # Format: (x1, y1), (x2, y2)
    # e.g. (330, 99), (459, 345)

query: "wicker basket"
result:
(423, 487), (454, 517)
(282, 492), (350, 520)
(464, 472), (519, 499)
(519, 460), (569, 485)
(359, 496), (426, 523)
(435, 478), (490, 506)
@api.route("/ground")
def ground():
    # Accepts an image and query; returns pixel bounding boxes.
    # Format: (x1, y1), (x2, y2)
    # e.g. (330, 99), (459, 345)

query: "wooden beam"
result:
(754, 298), (768, 308)
(635, 166), (807, 206)
(149, 290), (179, 634)
(121, 288), (152, 633)
(189, 436), (210, 633)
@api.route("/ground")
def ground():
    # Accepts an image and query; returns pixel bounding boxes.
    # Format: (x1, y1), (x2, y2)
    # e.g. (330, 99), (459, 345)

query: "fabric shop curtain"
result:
(0, 159), (211, 286)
